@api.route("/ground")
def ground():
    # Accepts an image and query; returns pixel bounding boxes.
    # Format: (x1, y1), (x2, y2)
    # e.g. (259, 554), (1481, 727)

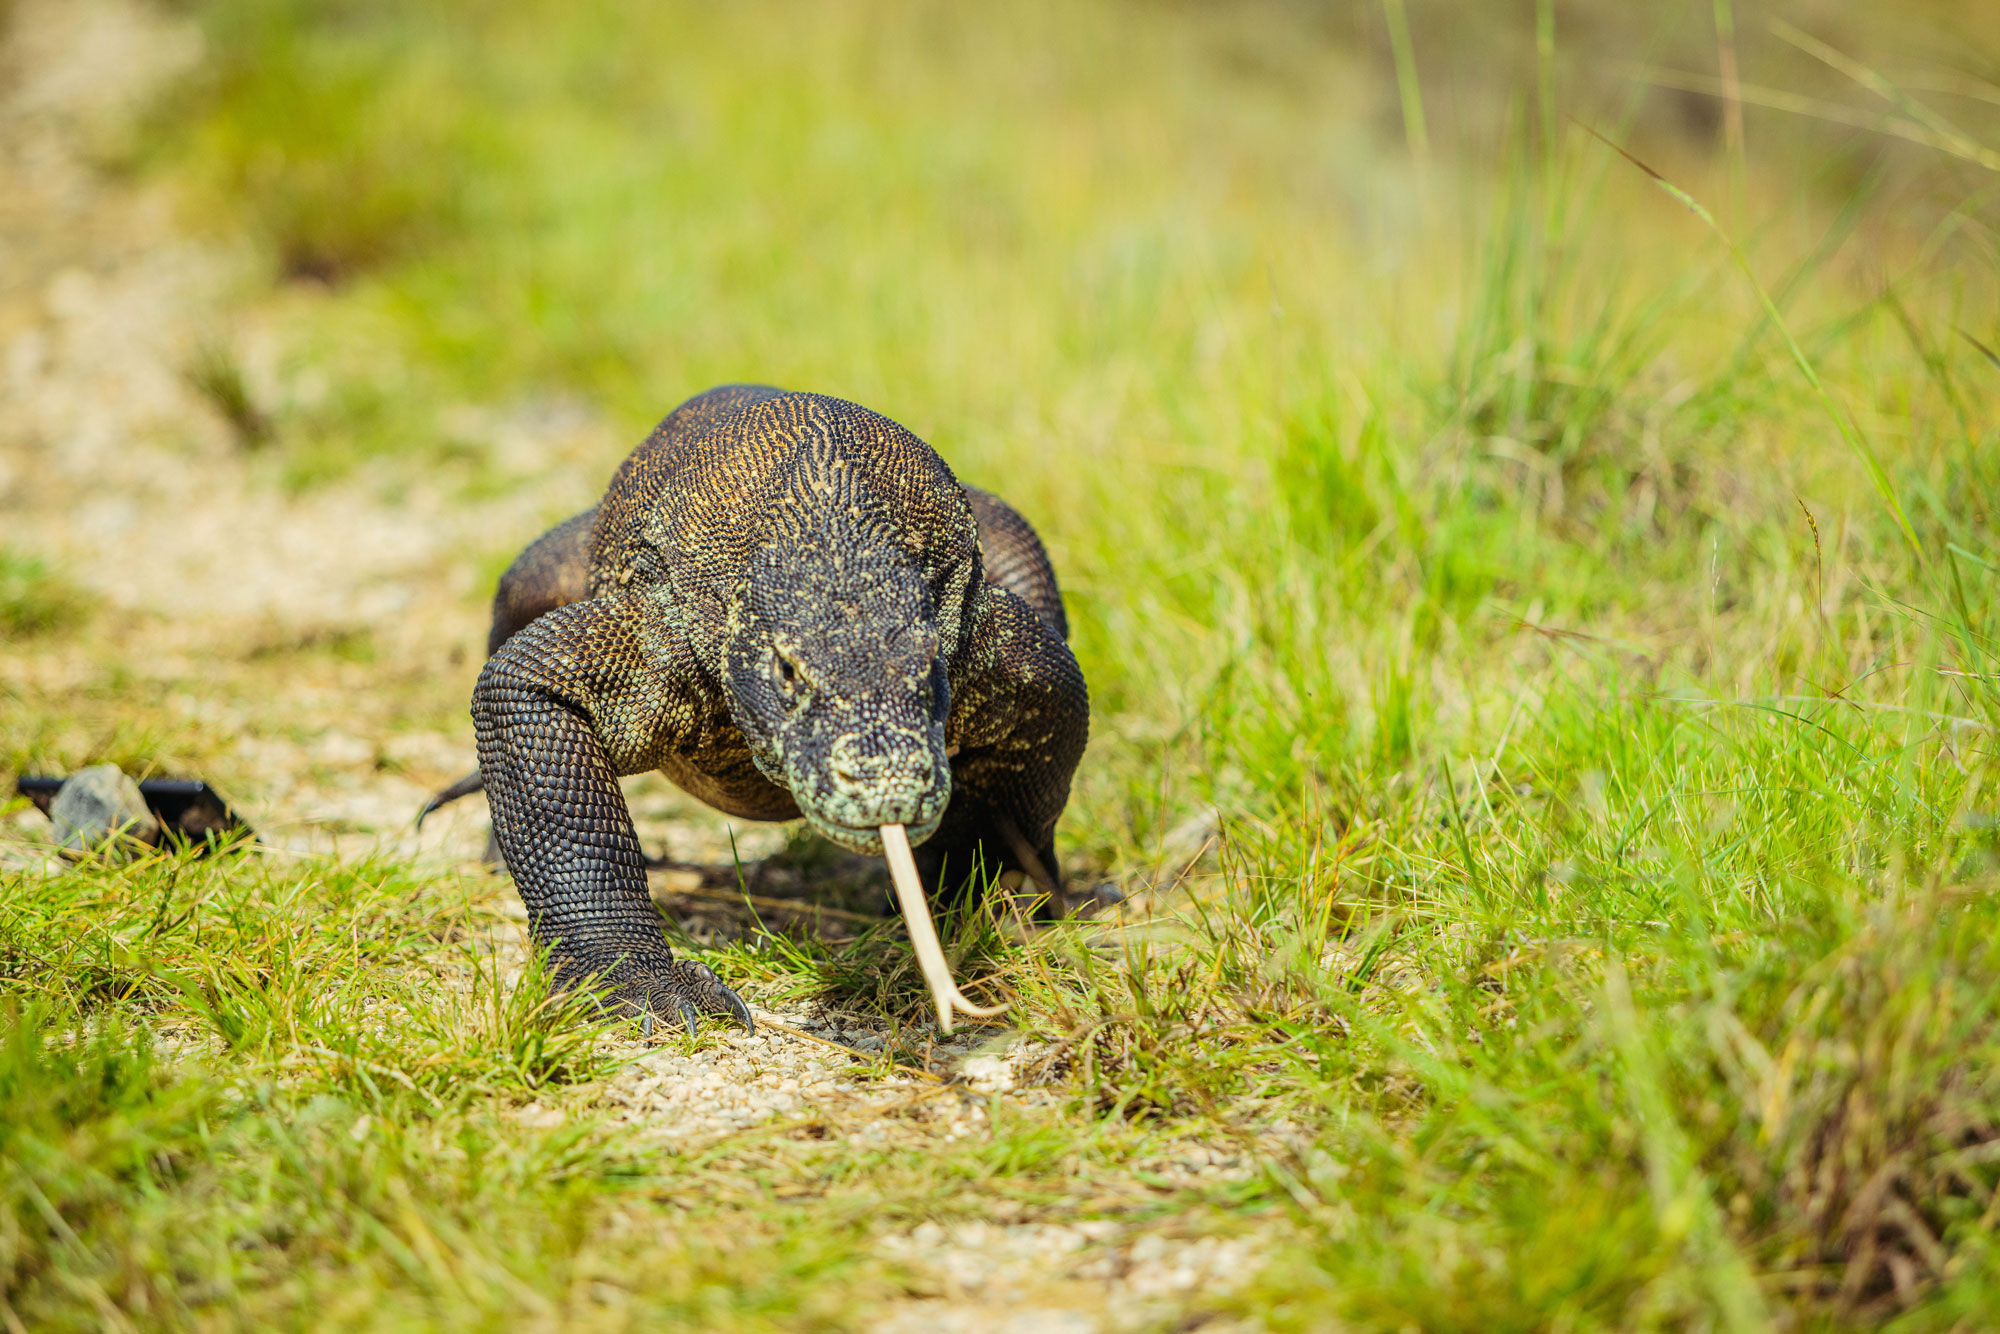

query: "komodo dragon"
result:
(422, 385), (1089, 1035)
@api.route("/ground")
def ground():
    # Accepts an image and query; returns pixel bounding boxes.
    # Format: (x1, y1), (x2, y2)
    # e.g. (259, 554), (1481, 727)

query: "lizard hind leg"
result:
(964, 486), (1068, 641)
(488, 504), (599, 654)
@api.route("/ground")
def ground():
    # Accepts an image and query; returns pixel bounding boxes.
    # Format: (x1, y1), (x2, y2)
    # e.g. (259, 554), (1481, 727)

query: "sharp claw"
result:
(678, 1001), (701, 1036)
(415, 770), (485, 831)
(724, 987), (755, 1034)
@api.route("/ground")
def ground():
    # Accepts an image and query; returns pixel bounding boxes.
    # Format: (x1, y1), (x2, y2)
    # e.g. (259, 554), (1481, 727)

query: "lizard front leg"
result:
(473, 594), (751, 1034)
(923, 587), (1090, 914)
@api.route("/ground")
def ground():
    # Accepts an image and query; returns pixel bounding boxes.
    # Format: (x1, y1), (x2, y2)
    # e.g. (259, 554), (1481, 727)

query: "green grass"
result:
(12, 0), (2000, 1326)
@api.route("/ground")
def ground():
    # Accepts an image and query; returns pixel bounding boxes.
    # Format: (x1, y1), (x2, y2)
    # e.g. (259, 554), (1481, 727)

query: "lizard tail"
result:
(416, 769), (485, 830)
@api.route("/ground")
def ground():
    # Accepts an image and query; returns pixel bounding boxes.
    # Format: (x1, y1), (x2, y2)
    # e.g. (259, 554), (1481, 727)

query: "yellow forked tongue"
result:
(880, 823), (1009, 1034)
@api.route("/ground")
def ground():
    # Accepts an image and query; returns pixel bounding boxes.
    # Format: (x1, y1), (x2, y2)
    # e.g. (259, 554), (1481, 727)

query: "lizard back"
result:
(588, 386), (985, 671)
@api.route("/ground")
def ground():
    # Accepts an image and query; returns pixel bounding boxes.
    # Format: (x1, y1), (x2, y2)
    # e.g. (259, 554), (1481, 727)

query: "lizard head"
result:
(721, 538), (952, 854)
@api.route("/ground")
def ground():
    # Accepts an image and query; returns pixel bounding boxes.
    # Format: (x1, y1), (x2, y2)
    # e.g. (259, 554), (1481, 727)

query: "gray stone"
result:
(50, 763), (158, 856)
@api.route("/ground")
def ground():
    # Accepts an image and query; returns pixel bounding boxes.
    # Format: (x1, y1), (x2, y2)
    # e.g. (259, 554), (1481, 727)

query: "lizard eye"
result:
(775, 653), (800, 693)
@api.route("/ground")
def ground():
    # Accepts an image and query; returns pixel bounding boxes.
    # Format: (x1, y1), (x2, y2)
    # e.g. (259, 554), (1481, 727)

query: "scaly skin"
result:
(449, 386), (1089, 1033)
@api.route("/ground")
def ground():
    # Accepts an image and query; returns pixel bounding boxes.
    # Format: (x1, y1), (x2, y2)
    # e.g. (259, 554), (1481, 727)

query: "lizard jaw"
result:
(805, 808), (942, 856)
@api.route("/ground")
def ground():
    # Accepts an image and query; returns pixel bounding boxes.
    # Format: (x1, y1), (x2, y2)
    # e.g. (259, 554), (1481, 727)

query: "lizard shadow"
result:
(637, 824), (1056, 1024)
(642, 825), (896, 938)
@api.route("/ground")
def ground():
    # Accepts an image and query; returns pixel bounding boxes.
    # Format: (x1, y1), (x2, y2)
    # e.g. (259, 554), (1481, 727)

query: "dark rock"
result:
(50, 763), (159, 857)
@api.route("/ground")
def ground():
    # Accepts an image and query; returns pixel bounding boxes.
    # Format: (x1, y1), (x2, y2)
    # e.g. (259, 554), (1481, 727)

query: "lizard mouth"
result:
(809, 809), (942, 855)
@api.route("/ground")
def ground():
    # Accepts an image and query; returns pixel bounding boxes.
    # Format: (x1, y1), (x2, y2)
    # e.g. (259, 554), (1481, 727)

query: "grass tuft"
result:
(185, 338), (272, 448)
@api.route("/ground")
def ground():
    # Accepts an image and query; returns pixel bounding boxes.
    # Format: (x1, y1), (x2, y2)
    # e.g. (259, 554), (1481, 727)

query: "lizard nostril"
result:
(830, 756), (886, 792)
(826, 731), (942, 809)
(829, 738), (890, 789)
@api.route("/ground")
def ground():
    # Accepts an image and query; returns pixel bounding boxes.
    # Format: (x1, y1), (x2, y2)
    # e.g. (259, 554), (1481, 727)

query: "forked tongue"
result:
(880, 823), (1009, 1034)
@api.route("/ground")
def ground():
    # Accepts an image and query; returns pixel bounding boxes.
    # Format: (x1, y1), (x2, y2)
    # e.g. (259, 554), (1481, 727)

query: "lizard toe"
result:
(659, 960), (755, 1035)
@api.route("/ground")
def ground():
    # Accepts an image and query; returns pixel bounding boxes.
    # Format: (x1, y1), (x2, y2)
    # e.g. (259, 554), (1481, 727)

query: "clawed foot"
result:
(627, 959), (754, 1039)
